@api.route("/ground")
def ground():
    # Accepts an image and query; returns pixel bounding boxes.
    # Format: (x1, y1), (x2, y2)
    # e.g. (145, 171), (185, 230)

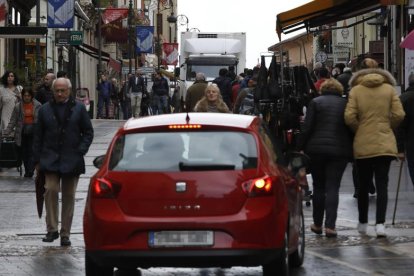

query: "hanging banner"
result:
(0, 0), (7, 25)
(47, 0), (74, 28)
(102, 8), (129, 24)
(101, 20), (127, 43)
(136, 26), (154, 54)
(162, 43), (179, 66)
(107, 57), (121, 74)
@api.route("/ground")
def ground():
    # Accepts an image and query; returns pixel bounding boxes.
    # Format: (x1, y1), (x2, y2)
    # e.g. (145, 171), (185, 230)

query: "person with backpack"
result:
(234, 76), (257, 115)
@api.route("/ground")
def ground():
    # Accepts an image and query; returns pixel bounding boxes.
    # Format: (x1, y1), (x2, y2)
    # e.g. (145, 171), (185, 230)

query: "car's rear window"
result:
(109, 131), (258, 172)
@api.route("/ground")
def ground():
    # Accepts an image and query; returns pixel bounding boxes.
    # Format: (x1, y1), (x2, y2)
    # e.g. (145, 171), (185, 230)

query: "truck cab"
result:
(178, 32), (246, 110)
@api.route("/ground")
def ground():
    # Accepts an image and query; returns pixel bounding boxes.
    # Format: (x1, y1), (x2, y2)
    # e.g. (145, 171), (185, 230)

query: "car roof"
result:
(123, 113), (258, 131)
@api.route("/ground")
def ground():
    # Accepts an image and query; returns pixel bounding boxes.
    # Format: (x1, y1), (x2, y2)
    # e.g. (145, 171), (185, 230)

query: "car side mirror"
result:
(93, 155), (105, 169)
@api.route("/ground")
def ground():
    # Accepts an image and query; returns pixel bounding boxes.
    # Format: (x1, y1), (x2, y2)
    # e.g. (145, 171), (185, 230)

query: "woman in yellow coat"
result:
(345, 58), (405, 238)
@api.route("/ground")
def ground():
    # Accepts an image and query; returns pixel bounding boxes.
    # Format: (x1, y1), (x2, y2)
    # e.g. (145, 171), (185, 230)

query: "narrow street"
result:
(1, 120), (414, 276)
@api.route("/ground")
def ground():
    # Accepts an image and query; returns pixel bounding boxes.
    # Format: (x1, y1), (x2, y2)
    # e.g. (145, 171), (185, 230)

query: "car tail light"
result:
(242, 175), (275, 197)
(92, 177), (121, 198)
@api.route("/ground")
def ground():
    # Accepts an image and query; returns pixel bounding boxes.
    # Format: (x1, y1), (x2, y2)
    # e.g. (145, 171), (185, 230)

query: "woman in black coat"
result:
(297, 78), (353, 237)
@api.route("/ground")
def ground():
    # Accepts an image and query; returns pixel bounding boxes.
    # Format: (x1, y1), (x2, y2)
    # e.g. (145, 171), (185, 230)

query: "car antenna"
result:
(185, 112), (190, 124)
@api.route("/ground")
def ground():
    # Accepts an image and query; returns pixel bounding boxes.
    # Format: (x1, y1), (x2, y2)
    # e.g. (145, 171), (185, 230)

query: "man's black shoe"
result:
(42, 231), (59, 242)
(60, 236), (71, 246)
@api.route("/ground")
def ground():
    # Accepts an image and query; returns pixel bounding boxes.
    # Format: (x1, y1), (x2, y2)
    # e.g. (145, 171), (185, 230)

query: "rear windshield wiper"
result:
(179, 162), (235, 171)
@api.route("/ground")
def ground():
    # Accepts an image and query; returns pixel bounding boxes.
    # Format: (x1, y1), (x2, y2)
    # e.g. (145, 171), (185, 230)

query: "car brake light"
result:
(242, 175), (275, 197)
(168, 124), (201, 129)
(92, 177), (121, 198)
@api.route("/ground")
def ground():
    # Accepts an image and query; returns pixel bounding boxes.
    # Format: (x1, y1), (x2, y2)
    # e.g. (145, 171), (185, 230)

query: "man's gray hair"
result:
(195, 72), (206, 81)
(51, 77), (72, 90)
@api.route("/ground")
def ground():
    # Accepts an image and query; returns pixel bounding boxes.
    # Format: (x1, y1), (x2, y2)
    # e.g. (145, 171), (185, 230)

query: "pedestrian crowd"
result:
(0, 57), (413, 245)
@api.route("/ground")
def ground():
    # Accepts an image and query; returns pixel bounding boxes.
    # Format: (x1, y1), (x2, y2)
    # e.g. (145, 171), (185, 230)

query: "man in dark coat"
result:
(185, 72), (207, 112)
(151, 70), (170, 114)
(96, 74), (113, 119)
(213, 68), (233, 108)
(33, 77), (94, 246)
(35, 73), (55, 104)
(398, 74), (414, 187)
(127, 71), (146, 117)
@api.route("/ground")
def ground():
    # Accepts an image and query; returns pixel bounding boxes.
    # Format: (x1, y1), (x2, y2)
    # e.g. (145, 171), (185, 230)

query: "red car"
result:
(83, 113), (305, 276)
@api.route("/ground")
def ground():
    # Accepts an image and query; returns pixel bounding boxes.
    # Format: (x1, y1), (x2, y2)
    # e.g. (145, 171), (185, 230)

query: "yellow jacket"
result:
(345, 68), (405, 159)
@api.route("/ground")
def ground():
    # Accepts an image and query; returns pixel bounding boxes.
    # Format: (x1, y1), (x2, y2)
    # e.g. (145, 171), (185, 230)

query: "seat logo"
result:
(176, 182), (186, 192)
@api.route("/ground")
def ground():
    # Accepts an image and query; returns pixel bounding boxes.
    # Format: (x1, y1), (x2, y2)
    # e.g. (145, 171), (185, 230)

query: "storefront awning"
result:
(75, 43), (111, 62)
(276, 0), (395, 40)
(0, 26), (47, 38)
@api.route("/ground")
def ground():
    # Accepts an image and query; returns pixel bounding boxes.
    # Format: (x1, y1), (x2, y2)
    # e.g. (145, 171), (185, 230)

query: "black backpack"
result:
(239, 88), (256, 115)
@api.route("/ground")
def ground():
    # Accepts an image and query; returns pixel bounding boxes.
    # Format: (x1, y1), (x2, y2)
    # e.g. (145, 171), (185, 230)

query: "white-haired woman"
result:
(194, 83), (230, 113)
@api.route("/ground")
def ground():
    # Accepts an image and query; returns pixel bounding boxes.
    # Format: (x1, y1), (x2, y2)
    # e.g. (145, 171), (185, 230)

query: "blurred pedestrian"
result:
(151, 70), (170, 114)
(397, 73), (414, 187)
(297, 78), (353, 237)
(185, 72), (207, 112)
(313, 67), (329, 92)
(96, 73), (113, 119)
(120, 73), (132, 119)
(337, 67), (353, 97)
(345, 58), (405, 237)
(3, 87), (41, 177)
(33, 77), (94, 246)
(194, 83), (230, 113)
(213, 68), (233, 109)
(56, 71), (68, 78)
(110, 78), (121, 119)
(234, 76), (257, 114)
(127, 71), (146, 118)
(1, 71), (22, 136)
(35, 72), (55, 104)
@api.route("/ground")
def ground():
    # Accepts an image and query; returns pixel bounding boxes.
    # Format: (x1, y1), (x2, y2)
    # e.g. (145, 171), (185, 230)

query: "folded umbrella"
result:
(35, 171), (46, 218)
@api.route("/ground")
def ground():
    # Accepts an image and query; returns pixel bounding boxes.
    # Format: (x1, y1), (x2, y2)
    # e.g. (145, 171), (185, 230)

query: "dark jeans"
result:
(121, 98), (132, 120)
(355, 156), (393, 224)
(97, 95), (110, 118)
(21, 133), (34, 176)
(309, 155), (348, 229)
(406, 150), (414, 187)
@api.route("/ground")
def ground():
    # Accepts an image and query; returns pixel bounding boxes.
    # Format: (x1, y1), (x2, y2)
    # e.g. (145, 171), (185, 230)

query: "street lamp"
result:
(176, 14), (189, 32)
(167, 13), (177, 42)
(128, 0), (134, 74)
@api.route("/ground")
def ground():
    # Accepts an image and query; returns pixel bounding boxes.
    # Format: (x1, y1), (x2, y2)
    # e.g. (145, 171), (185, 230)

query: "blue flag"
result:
(48, 0), (74, 28)
(136, 26), (154, 54)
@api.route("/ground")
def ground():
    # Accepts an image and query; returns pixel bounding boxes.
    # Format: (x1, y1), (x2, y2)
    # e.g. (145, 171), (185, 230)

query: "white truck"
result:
(178, 32), (247, 106)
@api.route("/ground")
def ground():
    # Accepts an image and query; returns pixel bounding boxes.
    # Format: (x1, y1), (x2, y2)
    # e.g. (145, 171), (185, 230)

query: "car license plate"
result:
(148, 231), (214, 247)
